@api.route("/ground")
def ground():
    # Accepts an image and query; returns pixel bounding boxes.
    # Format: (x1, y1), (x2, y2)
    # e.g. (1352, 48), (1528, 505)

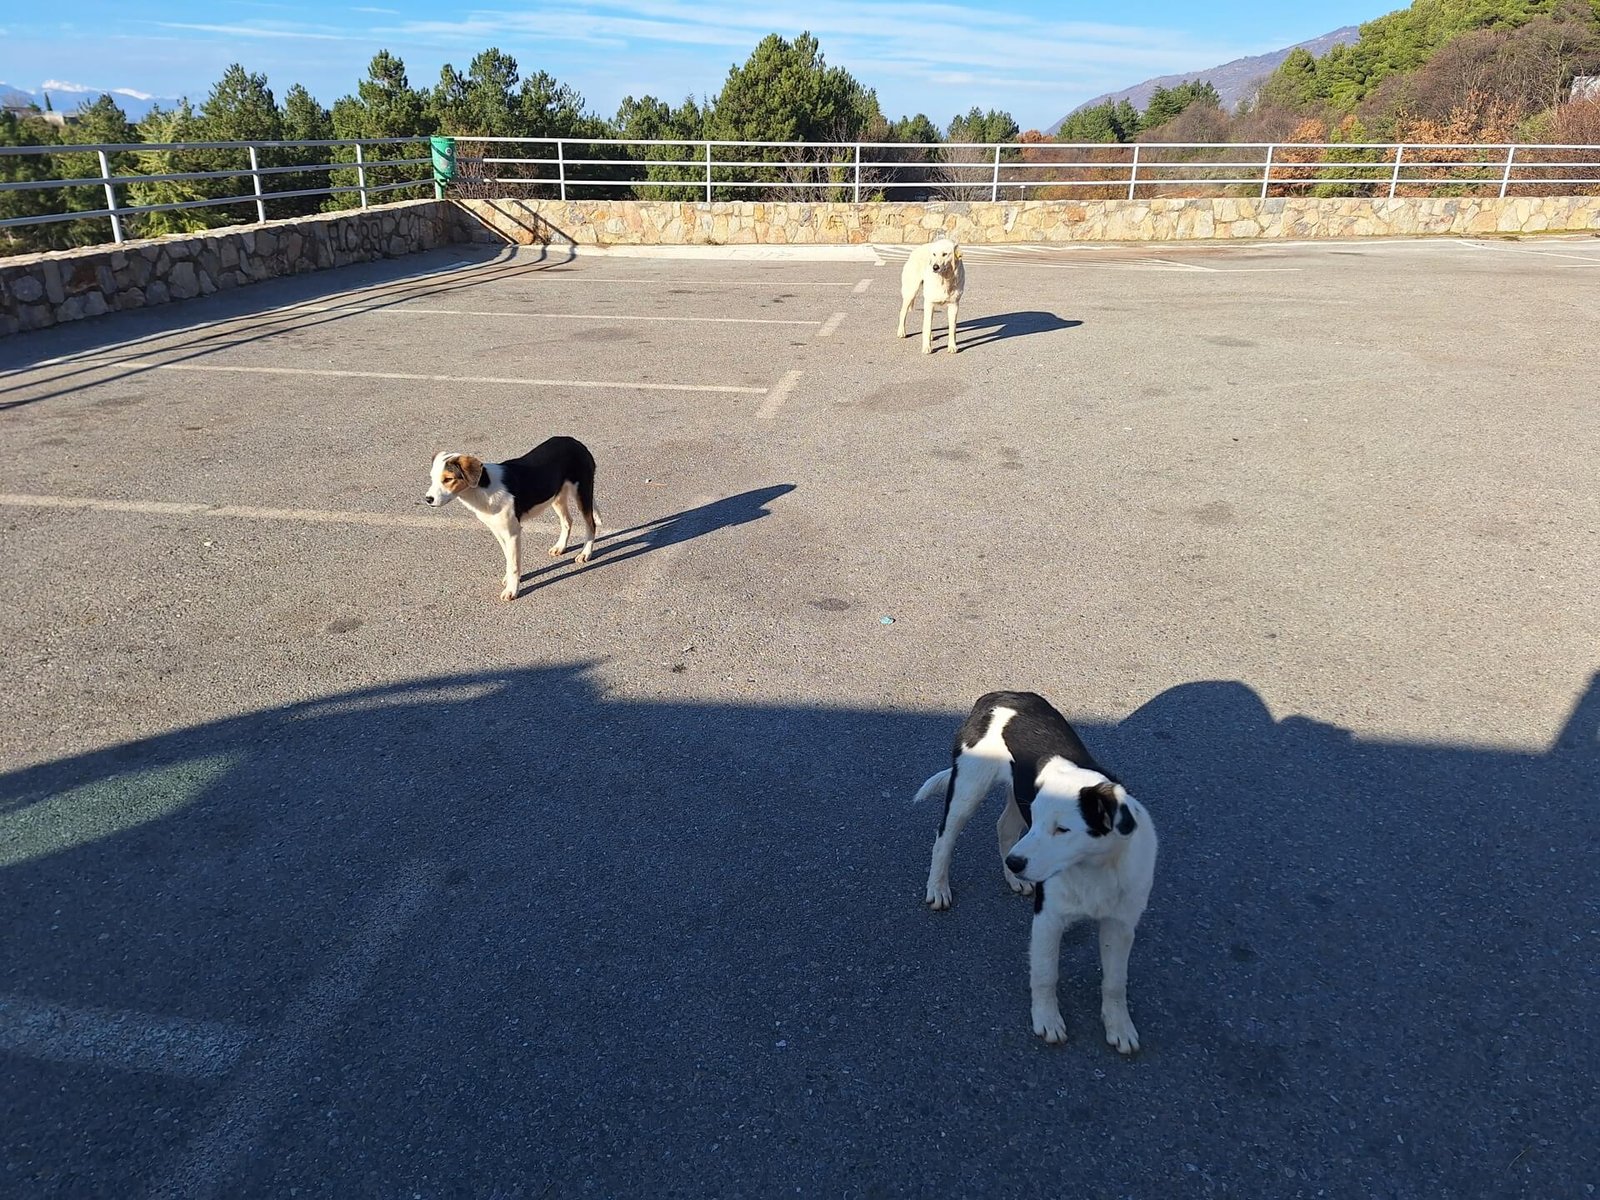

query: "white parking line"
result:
(0, 493), (472, 529)
(853, 278), (873, 294)
(153, 862), (440, 1200)
(294, 304), (821, 327)
(80, 361), (768, 395)
(757, 369), (804, 419)
(1461, 239), (1600, 264)
(817, 312), (848, 338)
(503, 277), (859, 287)
(0, 993), (253, 1080)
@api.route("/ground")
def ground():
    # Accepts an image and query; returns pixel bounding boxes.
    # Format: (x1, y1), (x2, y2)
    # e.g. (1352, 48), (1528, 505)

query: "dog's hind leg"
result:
(548, 485), (574, 557)
(1098, 918), (1140, 1054)
(921, 297), (935, 355)
(574, 474), (600, 564)
(924, 758), (998, 910)
(996, 795), (1034, 897)
(946, 298), (959, 355)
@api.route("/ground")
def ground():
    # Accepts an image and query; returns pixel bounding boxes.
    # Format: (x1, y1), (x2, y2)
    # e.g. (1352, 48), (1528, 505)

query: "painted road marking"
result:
(817, 311), (848, 338)
(0, 493), (472, 529)
(853, 278), (873, 294)
(757, 369), (804, 419)
(71, 361), (768, 395)
(153, 862), (440, 1200)
(0, 992), (253, 1080)
(498, 276), (859, 287)
(294, 304), (821, 327)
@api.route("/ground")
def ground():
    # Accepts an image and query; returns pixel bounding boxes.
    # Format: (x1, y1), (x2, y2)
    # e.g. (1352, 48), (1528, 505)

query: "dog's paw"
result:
(946, 345), (959, 355)
(1102, 1006), (1140, 1055)
(547, 544), (565, 558)
(920, 344), (933, 355)
(924, 881), (952, 911)
(1004, 871), (1035, 897)
(1032, 1006), (1068, 1044)
(500, 582), (518, 602)
(574, 549), (592, 565)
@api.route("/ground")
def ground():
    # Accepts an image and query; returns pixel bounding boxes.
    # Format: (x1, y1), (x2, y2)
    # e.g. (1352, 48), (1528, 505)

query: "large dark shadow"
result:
(955, 310), (1081, 350)
(1, 668), (1595, 1197)
(0, 243), (580, 411)
(513, 485), (796, 597)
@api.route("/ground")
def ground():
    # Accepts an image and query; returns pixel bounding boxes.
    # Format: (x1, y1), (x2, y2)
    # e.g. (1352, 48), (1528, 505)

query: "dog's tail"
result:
(911, 769), (952, 806)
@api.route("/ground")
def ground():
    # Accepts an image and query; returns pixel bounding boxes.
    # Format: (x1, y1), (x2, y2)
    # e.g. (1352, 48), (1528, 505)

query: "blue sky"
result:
(0, 1), (1387, 129)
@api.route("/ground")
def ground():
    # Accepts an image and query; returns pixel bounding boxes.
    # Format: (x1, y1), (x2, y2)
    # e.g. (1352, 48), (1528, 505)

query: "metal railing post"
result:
(991, 144), (1001, 201)
(1128, 144), (1140, 200)
(853, 143), (861, 203)
(1499, 145), (1517, 199)
(247, 145), (267, 224)
(1260, 144), (1275, 200)
(96, 149), (124, 244)
(1388, 144), (1404, 200)
(557, 139), (567, 201)
(705, 141), (712, 203)
(355, 142), (369, 209)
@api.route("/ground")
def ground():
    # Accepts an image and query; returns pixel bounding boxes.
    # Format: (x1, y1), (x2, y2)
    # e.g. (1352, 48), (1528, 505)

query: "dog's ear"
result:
(953, 246), (962, 260)
(449, 455), (485, 488)
(1078, 781), (1122, 837)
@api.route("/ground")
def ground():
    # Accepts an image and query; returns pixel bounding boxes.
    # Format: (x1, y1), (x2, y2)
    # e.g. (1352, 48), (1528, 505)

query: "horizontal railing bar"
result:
(0, 137), (423, 156)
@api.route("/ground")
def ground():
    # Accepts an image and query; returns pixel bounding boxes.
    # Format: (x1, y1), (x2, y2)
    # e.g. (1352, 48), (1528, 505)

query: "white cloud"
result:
(41, 79), (96, 93)
(154, 21), (360, 41)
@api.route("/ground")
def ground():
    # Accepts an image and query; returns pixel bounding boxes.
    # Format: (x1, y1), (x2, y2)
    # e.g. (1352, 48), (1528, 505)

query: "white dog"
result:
(897, 238), (965, 354)
(915, 691), (1157, 1053)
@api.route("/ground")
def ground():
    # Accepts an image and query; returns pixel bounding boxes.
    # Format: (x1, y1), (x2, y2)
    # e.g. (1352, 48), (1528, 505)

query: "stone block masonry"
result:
(1, 200), (453, 338)
(5, 194), (1597, 338)
(454, 196), (1600, 247)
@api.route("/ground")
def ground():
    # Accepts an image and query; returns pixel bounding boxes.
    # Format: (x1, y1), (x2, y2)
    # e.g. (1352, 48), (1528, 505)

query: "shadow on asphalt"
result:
(0, 244), (576, 412)
(515, 485), (798, 598)
(2, 668), (1595, 1196)
(954, 309), (1082, 350)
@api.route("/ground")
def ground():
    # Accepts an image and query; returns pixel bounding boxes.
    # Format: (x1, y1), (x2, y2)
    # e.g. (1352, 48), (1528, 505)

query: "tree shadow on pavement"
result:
(1, 667), (1595, 1198)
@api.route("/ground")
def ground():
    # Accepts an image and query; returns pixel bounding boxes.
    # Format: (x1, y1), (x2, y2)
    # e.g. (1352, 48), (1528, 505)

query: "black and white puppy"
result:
(914, 691), (1157, 1052)
(424, 436), (601, 601)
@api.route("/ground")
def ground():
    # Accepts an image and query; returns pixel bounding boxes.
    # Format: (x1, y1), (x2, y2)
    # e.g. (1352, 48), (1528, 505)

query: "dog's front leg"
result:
(921, 296), (934, 354)
(493, 516), (521, 601)
(897, 288), (915, 339)
(1098, 918), (1140, 1054)
(946, 299), (959, 354)
(1030, 900), (1069, 1043)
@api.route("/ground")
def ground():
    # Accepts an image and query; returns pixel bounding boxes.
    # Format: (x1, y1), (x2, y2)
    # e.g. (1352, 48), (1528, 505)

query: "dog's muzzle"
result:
(1005, 853), (1028, 877)
(423, 494), (437, 505)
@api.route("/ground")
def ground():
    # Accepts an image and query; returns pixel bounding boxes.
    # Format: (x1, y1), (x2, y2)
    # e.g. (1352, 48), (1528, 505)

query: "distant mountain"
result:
(1048, 25), (1362, 131)
(0, 81), (179, 122)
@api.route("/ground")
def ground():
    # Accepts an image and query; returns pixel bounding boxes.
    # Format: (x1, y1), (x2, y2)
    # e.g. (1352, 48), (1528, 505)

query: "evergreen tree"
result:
(330, 51), (433, 207)
(279, 83), (334, 216)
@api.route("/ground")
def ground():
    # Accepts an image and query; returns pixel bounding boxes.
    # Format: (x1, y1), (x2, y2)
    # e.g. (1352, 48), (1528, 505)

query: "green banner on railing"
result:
(430, 136), (456, 185)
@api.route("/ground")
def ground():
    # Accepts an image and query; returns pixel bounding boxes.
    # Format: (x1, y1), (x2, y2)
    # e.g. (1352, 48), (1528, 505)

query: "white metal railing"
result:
(444, 137), (1600, 203)
(0, 137), (434, 244)
(4, 137), (1599, 248)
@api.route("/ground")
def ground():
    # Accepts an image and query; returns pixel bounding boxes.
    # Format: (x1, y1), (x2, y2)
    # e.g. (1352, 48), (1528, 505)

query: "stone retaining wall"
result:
(1, 199), (453, 337)
(455, 195), (1600, 246)
(7, 194), (1597, 338)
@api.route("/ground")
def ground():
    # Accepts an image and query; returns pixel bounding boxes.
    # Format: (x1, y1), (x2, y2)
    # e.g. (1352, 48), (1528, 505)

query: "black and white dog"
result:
(915, 691), (1157, 1052)
(424, 436), (601, 601)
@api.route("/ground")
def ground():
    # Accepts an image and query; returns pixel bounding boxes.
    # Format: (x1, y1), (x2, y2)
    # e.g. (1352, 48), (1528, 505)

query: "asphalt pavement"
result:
(2, 233), (1597, 1199)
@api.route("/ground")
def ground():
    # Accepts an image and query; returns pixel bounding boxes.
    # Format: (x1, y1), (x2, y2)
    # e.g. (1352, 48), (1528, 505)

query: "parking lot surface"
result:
(2, 234), (1598, 1198)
